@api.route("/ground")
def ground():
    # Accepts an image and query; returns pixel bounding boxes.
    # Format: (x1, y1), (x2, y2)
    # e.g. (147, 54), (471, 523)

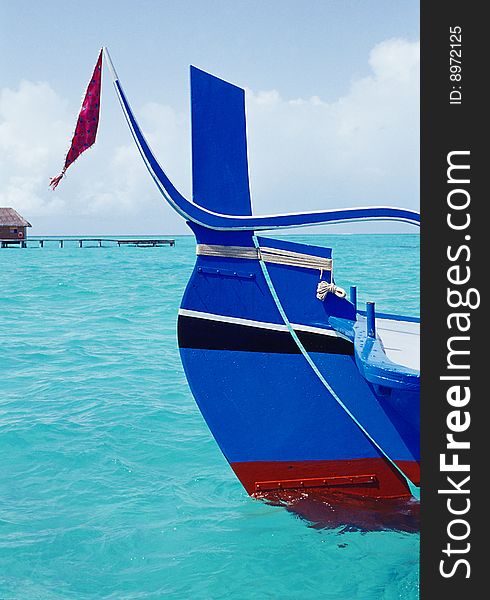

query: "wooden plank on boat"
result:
(255, 474), (378, 492)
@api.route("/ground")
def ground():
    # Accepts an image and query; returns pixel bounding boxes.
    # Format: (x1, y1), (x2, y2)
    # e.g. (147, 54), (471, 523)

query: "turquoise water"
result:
(0, 234), (419, 599)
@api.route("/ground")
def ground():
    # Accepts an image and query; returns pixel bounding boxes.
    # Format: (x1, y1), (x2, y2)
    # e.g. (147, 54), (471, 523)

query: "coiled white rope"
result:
(316, 280), (347, 300)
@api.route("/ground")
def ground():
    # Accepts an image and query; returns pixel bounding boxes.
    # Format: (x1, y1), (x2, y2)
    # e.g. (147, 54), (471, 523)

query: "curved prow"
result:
(104, 48), (420, 230)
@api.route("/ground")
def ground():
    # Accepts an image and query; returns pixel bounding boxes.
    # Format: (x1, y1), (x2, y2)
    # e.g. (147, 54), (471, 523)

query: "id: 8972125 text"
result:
(449, 26), (462, 105)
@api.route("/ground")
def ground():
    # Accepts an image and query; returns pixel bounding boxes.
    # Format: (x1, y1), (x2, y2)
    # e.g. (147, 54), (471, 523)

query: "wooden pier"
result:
(1, 238), (175, 249)
(116, 239), (175, 247)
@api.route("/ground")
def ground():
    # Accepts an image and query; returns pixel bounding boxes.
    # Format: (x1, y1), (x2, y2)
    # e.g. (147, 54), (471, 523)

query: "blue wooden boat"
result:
(105, 49), (420, 501)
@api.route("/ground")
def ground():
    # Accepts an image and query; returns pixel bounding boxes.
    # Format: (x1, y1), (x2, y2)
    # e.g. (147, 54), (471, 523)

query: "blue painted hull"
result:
(105, 49), (420, 499)
(178, 233), (420, 499)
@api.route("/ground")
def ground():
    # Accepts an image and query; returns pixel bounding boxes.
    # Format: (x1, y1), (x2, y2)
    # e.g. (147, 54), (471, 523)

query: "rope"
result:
(316, 280), (347, 300)
(196, 243), (333, 272)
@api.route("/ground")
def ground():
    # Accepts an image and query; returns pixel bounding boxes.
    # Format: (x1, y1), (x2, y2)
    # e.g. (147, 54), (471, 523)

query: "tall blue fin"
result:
(191, 66), (252, 216)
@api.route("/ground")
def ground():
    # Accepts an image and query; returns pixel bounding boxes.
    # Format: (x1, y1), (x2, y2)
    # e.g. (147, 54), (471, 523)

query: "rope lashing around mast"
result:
(196, 243), (346, 300)
(196, 243), (333, 271)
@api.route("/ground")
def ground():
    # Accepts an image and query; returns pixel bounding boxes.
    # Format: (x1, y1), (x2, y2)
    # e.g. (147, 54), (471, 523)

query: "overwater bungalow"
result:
(0, 208), (32, 247)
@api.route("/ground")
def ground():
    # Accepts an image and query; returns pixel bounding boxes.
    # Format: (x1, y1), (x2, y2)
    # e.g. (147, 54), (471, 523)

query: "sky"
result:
(0, 1), (420, 235)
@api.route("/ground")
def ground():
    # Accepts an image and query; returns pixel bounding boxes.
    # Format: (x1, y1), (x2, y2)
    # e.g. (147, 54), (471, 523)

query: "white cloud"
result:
(0, 81), (70, 217)
(0, 38), (419, 234)
(246, 38), (420, 218)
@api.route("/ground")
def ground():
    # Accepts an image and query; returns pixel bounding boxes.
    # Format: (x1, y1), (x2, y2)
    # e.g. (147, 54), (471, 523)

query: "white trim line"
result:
(292, 322), (349, 340)
(178, 309), (344, 338)
(103, 47), (119, 81)
(179, 309), (288, 331)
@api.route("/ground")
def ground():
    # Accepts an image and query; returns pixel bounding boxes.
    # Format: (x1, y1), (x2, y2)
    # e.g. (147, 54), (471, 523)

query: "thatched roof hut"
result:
(0, 207), (32, 241)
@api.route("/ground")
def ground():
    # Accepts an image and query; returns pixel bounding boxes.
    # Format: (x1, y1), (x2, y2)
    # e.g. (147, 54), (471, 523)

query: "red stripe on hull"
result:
(395, 460), (420, 486)
(231, 458), (420, 500)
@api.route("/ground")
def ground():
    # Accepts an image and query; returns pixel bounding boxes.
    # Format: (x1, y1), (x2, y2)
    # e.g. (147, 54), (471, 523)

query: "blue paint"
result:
(259, 247), (419, 472)
(191, 67), (252, 216)
(309, 352), (419, 462)
(256, 235), (333, 260)
(179, 348), (381, 462)
(180, 254), (284, 324)
(350, 285), (357, 309)
(329, 315), (420, 391)
(262, 240), (355, 327)
(366, 301), (376, 338)
(110, 58), (420, 495)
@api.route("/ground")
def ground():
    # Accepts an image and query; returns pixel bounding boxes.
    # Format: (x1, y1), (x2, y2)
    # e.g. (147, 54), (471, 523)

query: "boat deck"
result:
(377, 317), (420, 371)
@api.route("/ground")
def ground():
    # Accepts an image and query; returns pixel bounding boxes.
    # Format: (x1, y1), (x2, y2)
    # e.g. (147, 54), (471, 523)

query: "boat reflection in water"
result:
(260, 491), (420, 533)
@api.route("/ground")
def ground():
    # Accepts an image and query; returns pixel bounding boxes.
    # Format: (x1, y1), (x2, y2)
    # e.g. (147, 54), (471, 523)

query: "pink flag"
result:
(50, 49), (103, 190)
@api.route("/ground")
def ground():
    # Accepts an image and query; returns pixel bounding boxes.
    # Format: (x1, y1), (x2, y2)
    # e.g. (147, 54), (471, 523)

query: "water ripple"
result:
(0, 235), (419, 599)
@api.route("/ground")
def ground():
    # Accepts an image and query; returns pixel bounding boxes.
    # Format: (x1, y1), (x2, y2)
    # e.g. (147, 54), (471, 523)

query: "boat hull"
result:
(105, 52), (421, 502)
(177, 236), (419, 500)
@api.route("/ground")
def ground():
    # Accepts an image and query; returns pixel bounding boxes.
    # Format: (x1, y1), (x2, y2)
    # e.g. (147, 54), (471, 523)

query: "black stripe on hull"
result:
(177, 315), (354, 355)
(297, 329), (354, 354)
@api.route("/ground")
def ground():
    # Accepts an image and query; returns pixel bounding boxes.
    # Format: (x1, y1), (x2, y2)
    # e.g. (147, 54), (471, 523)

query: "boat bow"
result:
(103, 47), (420, 232)
(105, 46), (420, 501)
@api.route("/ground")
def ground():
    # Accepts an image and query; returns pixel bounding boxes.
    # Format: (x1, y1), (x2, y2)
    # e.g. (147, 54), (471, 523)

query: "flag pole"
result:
(103, 47), (118, 82)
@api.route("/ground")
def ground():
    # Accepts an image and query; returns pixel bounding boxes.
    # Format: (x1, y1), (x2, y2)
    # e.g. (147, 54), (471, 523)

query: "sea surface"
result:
(0, 234), (419, 600)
